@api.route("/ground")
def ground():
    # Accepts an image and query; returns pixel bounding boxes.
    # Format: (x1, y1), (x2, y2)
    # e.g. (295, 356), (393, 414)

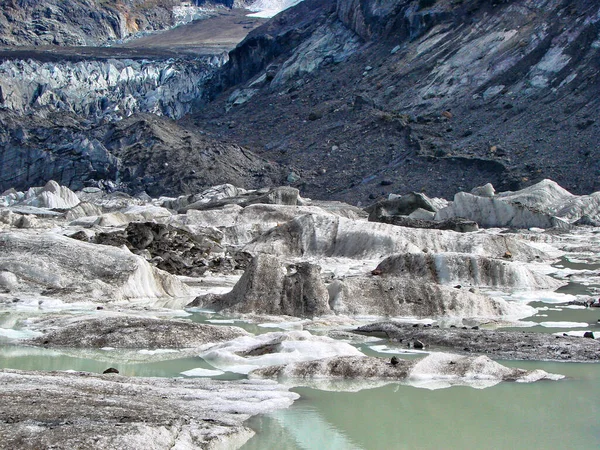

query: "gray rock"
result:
(0, 369), (298, 449)
(28, 316), (249, 349)
(249, 353), (562, 388)
(354, 322), (600, 362)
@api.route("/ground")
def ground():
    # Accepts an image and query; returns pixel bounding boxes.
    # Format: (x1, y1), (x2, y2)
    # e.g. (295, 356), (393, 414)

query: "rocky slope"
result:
(190, 0), (600, 204)
(1, 0), (598, 206)
(0, 0), (176, 46)
(0, 112), (287, 196)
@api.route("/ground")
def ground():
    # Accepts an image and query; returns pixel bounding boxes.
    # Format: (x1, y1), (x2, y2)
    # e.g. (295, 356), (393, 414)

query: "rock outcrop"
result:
(0, 0), (175, 46)
(0, 112), (287, 196)
(192, 0), (600, 204)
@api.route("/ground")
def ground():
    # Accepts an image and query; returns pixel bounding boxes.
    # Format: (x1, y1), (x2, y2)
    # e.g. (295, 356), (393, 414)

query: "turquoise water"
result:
(242, 361), (600, 449)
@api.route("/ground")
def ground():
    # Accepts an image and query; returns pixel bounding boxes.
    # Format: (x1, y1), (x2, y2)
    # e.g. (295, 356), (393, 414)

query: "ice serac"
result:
(326, 276), (530, 318)
(436, 191), (570, 229)
(249, 353), (563, 390)
(244, 214), (551, 261)
(0, 231), (191, 306)
(0, 369), (299, 449)
(0, 57), (225, 120)
(375, 252), (564, 291)
(194, 254), (331, 317)
(436, 180), (600, 229)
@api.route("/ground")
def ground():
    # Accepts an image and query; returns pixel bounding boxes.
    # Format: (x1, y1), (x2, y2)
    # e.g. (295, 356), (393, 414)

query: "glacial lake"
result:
(1, 230), (600, 449)
(2, 321), (600, 450)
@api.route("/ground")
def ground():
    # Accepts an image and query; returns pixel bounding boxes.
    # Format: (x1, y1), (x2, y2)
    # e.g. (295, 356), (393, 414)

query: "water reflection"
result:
(242, 363), (600, 450)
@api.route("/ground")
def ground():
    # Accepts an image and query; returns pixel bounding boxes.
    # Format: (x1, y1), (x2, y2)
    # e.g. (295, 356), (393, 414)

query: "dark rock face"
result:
(0, 112), (286, 196)
(192, 0), (600, 204)
(192, 254), (331, 317)
(94, 222), (228, 277)
(0, 0), (175, 46)
(354, 322), (600, 362)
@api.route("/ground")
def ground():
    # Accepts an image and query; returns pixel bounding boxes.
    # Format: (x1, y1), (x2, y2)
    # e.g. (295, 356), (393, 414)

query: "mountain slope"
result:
(190, 0), (600, 204)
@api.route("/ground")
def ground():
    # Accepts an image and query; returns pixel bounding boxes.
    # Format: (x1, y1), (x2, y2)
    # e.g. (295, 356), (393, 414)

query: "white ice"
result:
(180, 368), (225, 377)
(198, 330), (363, 374)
